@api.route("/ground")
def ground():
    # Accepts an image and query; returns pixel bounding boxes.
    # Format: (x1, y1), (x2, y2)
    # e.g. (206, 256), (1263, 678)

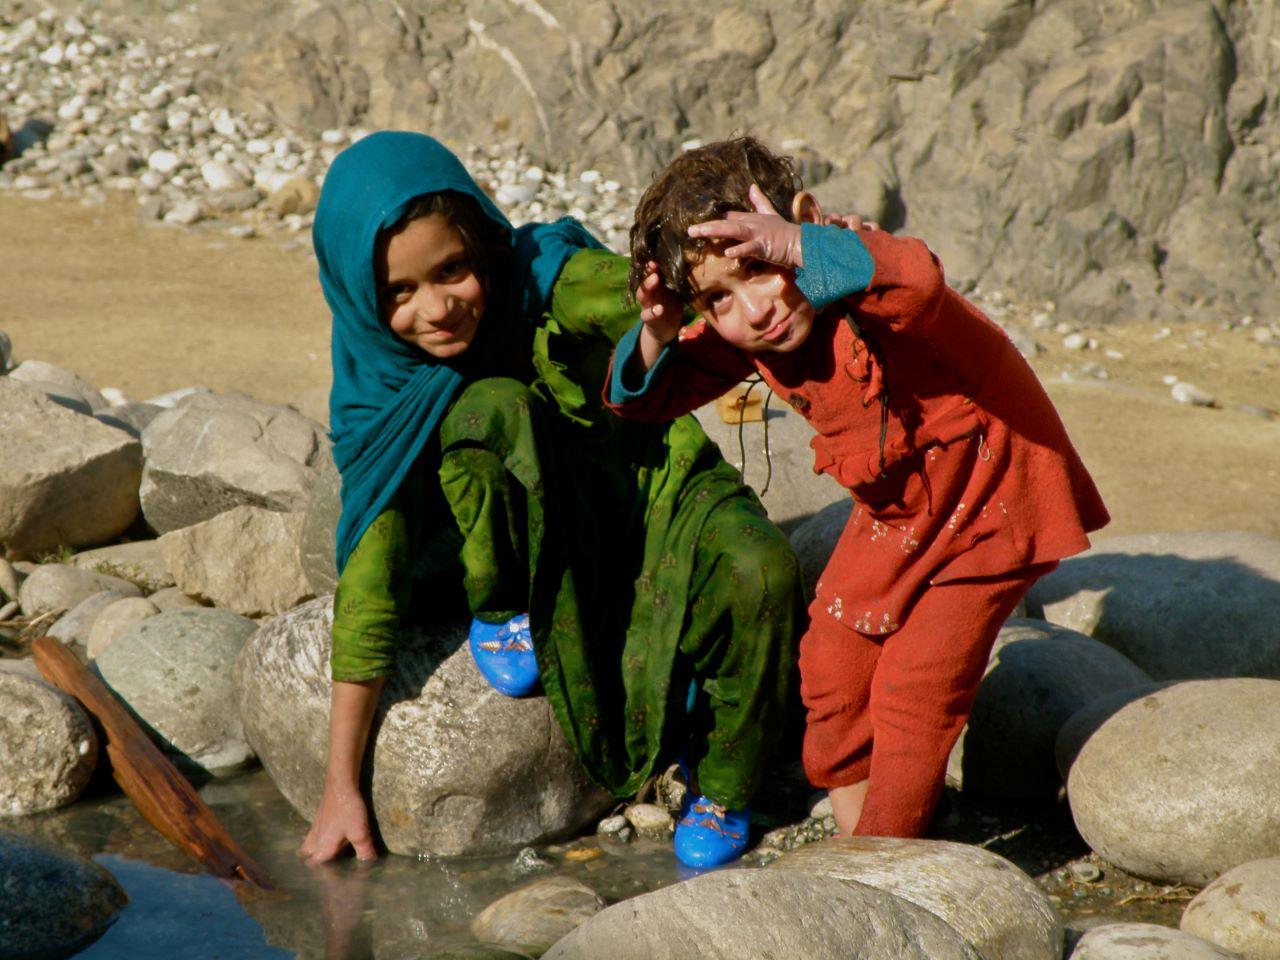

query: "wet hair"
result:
(629, 136), (803, 302)
(381, 190), (511, 299)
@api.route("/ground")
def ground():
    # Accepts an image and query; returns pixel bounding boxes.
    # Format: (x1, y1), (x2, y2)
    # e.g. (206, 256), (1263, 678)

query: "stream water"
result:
(6, 761), (1191, 959)
(5, 769), (684, 959)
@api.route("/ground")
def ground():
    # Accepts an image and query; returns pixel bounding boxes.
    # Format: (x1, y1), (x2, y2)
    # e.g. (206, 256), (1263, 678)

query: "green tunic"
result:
(332, 249), (800, 808)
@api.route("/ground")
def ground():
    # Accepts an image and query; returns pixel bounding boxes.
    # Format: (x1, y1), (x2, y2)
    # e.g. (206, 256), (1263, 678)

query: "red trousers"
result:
(800, 562), (1054, 837)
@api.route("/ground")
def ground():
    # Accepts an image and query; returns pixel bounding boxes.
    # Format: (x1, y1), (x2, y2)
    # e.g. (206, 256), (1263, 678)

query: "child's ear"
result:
(791, 190), (825, 225)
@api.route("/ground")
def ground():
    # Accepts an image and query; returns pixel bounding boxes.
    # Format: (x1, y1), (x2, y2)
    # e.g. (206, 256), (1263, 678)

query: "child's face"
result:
(687, 248), (815, 353)
(378, 213), (485, 360)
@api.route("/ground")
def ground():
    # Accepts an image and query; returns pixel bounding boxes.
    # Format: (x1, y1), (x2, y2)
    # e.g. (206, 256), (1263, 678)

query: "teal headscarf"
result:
(316, 131), (602, 571)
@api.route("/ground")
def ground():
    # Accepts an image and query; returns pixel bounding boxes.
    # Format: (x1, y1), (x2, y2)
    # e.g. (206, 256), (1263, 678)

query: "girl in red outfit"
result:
(607, 138), (1108, 838)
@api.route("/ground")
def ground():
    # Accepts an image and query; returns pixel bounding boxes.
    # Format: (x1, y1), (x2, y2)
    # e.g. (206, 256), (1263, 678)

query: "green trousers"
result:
(435, 377), (801, 809)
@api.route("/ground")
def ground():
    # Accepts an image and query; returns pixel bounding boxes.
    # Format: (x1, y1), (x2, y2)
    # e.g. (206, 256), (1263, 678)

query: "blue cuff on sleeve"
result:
(795, 223), (876, 311)
(609, 319), (676, 403)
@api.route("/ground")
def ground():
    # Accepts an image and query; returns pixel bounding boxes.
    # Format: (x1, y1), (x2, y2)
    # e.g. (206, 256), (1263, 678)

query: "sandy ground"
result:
(3, 192), (1278, 542)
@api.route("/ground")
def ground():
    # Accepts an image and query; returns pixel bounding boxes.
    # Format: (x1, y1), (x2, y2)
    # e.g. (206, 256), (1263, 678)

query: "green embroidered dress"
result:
(333, 249), (801, 809)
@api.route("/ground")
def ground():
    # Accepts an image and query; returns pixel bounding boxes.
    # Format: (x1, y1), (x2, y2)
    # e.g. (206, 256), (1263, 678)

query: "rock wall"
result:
(60, 0), (1280, 324)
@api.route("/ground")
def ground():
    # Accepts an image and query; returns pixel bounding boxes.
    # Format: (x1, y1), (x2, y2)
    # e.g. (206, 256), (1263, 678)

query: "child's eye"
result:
(742, 258), (768, 277)
(383, 284), (413, 304)
(707, 291), (731, 314)
(438, 258), (470, 281)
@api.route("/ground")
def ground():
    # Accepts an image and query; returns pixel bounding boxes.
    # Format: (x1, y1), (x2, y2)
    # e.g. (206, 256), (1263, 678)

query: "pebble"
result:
(0, 558), (20, 602)
(1063, 332), (1089, 350)
(1069, 861), (1102, 883)
(624, 803), (674, 836)
(512, 846), (556, 876)
(0, 599), (18, 621)
(1171, 381), (1217, 407)
(597, 814), (628, 835)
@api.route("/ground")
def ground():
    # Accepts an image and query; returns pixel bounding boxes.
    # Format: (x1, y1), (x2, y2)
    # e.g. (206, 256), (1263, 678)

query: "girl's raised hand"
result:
(687, 183), (804, 269)
(636, 261), (684, 346)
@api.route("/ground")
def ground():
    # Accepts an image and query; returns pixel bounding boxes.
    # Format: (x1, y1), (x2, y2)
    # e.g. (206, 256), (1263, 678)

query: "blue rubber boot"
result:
(674, 792), (751, 869)
(468, 614), (539, 697)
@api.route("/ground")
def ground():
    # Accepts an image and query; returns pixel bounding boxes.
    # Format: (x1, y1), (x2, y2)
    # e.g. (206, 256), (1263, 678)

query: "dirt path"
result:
(3, 192), (1278, 541)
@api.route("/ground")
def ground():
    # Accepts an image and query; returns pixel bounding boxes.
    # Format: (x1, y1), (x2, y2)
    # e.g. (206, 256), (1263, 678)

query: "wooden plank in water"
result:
(32, 635), (276, 892)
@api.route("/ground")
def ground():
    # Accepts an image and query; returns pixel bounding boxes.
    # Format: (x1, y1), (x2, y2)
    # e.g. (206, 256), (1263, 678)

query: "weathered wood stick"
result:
(32, 635), (276, 892)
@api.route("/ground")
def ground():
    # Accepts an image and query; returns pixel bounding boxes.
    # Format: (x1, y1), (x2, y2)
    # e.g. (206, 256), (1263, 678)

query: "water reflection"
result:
(4, 769), (683, 958)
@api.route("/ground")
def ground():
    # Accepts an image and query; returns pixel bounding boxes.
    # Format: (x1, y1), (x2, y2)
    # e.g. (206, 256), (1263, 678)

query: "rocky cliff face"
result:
(47, 0), (1280, 323)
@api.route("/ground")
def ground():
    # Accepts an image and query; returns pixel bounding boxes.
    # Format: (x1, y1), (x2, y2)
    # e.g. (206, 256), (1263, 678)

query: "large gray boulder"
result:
(235, 597), (611, 857)
(0, 378), (142, 561)
(138, 392), (331, 535)
(0, 673), (97, 816)
(1070, 923), (1243, 959)
(0, 832), (127, 959)
(18, 564), (142, 619)
(94, 608), (259, 775)
(1055, 682), (1179, 778)
(69, 540), (174, 593)
(787, 498), (853, 602)
(297, 453), (339, 596)
(47, 590), (134, 648)
(948, 618), (1151, 798)
(157, 506), (313, 617)
(7, 360), (108, 412)
(1181, 858), (1280, 960)
(1026, 532), (1280, 680)
(1066, 679), (1280, 885)
(86, 597), (161, 659)
(544, 870), (981, 960)
(768, 836), (1062, 960)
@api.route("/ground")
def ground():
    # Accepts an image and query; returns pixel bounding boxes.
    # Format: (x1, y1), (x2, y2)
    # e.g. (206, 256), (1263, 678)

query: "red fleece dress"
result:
(606, 227), (1109, 836)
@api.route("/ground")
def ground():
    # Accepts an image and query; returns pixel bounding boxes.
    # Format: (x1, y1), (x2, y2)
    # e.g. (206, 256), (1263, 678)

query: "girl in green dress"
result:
(297, 132), (802, 869)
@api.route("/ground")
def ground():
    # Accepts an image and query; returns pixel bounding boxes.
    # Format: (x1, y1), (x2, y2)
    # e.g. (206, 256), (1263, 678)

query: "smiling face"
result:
(688, 246), (816, 353)
(377, 213), (486, 360)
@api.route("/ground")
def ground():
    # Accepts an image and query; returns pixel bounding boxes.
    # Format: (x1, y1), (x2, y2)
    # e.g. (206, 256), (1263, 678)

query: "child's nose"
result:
(741, 289), (774, 326)
(415, 287), (450, 322)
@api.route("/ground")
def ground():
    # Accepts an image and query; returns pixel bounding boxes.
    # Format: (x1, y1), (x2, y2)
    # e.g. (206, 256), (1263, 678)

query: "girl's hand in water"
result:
(687, 184), (805, 269)
(636, 260), (685, 347)
(298, 784), (378, 866)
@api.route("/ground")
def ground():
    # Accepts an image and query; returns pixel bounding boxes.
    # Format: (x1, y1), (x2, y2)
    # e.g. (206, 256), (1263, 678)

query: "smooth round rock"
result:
(1182, 857), (1280, 959)
(544, 870), (982, 960)
(1055, 682), (1178, 778)
(1026, 532), (1280, 680)
(470, 876), (605, 956)
(86, 596), (160, 659)
(18, 564), (142, 618)
(47, 589), (132, 647)
(94, 608), (257, 775)
(0, 673), (97, 815)
(1067, 679), (1280, 884)
(949, 618), (1151, 797)
(769, 836), (1062, 960)
(1070, 922), (1241, 959)
(0, 832), (127, 959)
(235, 597), (611, 856)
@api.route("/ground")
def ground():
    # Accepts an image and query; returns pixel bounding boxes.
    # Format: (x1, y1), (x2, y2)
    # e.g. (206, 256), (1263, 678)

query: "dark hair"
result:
(629, 137), (803, 302)
(381, 190), (511, 299)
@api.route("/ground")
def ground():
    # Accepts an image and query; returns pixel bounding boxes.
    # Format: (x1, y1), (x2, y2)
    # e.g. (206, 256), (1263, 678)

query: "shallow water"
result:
(5, 770), (684, 959)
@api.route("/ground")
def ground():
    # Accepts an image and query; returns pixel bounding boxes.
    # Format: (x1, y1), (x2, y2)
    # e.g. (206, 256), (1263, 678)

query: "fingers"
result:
(747, 183), (779, 216)
(351, 835), (379, 863)
(687, 218), (755, 242)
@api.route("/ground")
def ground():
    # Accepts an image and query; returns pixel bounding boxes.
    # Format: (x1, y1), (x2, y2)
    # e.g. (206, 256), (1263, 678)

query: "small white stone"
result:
(1254, 327), (1274, 345)
(38, 44), (65, 65)
(579, 169), (602, 184)
(210, 109), (238, 137)
(200, 160), (246, 192)
(163, 199), (202, 225)
(1153, 327), (1172, 340)
(495, 182), (536, 205)
(1162, 374), (1179, 385)
(1063, 332), (1089, 350)
(320, 128), (346, 145)
(147, 150), (182, 174)
(1030, 312), (1053, 330)
(523, 166), (544, 182)
(1104, 349), (1125, 360)
(245, 138), (271, 155)
(64, 17), (87, 37)
(680, 138), (705, 151)
(1171, 381), (1216, 407)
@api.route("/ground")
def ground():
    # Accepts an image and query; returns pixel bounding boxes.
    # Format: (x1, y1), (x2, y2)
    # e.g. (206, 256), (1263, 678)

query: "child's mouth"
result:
(761, 316), (791, 343)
